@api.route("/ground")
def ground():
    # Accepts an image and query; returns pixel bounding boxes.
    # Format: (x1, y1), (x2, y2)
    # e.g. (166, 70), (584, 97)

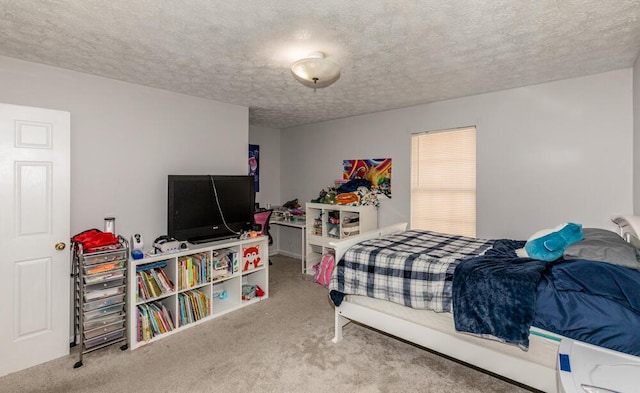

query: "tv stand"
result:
(128, 236), (268, 349)
(188, 233), (242, 244)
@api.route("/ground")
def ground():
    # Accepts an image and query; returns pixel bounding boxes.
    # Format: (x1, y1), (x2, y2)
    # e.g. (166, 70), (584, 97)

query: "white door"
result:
(0, 103), (70, 376)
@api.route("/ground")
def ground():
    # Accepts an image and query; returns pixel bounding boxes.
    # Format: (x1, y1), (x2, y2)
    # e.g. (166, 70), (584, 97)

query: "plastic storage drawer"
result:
(83, 328), (125, 349)
(83, 312), (125, 330)
(84, 285), (125, 301)
(84, 269), (125, 285)
(83, 250), (127, 265)
(84, 320), (126, 339)
(84, 260), (125, 275)
(85, 279), (125, 292)
(84, 303), (124, 320)
(83, 294), (125, 312)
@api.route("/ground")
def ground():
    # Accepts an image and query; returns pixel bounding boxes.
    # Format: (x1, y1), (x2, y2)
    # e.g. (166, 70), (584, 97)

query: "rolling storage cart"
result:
(72, 238), (129, 368)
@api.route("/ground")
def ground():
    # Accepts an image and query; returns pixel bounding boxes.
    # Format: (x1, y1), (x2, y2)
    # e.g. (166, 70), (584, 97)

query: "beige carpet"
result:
(0, 255), (535, 393)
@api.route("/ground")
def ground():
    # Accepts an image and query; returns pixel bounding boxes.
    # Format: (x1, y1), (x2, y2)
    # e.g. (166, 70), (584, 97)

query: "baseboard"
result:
(272, 250), (301, 259)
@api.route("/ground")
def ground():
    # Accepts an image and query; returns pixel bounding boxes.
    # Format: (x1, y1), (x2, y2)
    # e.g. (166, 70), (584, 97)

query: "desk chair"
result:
(253, 209), (273, 265)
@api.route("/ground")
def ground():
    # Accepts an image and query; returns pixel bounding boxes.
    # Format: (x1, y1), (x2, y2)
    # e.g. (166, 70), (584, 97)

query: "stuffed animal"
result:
(517, 222), (584, 262)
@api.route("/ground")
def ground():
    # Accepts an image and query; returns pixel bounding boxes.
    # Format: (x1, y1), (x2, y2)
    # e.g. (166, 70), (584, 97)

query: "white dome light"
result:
(291, 51), (341, 89)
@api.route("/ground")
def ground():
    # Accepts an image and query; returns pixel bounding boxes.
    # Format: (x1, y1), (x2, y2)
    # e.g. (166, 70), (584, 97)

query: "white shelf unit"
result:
(127, 236), (269, 350)
(305, 203), (377, 274)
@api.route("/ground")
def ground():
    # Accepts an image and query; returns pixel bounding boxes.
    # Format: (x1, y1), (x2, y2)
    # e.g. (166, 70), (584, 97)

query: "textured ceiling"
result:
(1, 1), (640, 129)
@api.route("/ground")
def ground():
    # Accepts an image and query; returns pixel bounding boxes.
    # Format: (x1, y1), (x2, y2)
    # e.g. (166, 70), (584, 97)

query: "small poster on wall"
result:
(342, 158), (392, 198)
(249, 144), (259, 192)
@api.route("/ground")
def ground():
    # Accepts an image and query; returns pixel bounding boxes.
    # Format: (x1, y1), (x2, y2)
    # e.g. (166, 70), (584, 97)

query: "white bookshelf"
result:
(305, 203), (377, 273)
(127, 236), (269, 349)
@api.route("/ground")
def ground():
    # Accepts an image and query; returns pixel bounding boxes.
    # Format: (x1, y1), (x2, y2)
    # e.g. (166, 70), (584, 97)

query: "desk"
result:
(271, 219), (306, 273)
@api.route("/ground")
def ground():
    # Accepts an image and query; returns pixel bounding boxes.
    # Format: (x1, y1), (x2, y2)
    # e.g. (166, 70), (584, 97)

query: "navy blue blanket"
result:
(452, 240), (547, 348)
(534, 259), (640, 356)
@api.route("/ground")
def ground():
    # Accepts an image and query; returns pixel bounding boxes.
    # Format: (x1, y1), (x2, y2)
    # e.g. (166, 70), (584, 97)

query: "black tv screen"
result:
(168, 175), (255, 243)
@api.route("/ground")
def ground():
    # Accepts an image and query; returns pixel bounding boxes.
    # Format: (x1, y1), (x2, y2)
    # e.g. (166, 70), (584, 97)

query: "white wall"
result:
(281, 69), (634, 239)
(0, 56), (248, 244)
(249, 125), (281, 208)
(634, 55), (640, 214)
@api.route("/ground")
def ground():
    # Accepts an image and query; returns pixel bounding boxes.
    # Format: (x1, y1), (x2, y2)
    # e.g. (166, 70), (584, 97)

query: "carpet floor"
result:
(0, 255), (535, 393)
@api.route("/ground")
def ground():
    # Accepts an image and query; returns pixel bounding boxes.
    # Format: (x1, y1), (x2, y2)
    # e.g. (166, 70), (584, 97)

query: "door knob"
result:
(55, 242), (66, 251)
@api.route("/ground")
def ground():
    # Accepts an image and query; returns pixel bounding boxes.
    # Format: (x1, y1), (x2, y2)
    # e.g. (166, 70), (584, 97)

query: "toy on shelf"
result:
(241, 284), (265, 301)
(242, 244), (262, 271)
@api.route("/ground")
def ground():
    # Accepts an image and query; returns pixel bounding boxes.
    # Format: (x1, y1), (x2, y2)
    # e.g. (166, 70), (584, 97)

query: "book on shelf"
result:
(149, 303), (166, 334)
(137, 266), (175, 300)
(184, 291), (197, 321)
(150, 269), (172, 293)
(149, 270), (164, 294)
(177, 289), (209, 325)
(141, 270), (162, 298)
(137, 301), (175, 341)
(137, 305), (152, 342)
(179, 253), (210, 290)
(136, 261), (168, 272)
(178, 295), (188, 326)
(156, 269), (175, 292)
(178, 257), (191, 289)
(137, 275), (150, 301)
(160, 303), (175, 330)
(143, 304), (160, 334)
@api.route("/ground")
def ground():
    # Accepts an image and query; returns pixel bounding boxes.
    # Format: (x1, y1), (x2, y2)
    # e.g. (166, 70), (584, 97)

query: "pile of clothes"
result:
(311, 179), (379, 207)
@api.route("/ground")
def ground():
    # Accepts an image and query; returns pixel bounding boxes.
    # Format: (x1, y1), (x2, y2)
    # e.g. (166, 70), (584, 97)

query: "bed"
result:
(328, 219), (640, 393)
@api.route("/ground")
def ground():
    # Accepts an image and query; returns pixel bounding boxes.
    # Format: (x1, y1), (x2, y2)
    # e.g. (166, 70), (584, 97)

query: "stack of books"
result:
(136, 261), (174, 301)
(178, 289), (209, 326)
(137, 301), (175, 342)
(178, 253), (209, 289)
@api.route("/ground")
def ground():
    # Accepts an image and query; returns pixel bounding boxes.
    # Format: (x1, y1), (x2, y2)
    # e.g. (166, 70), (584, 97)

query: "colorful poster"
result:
(342, 158), (392, 198)
(248, 144), (259, 192)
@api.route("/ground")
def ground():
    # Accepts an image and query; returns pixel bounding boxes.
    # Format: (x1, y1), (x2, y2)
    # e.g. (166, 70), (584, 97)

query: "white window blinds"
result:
(411, 127), (476, 237)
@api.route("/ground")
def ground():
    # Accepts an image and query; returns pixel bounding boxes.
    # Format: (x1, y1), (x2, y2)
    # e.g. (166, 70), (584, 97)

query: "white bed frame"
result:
(330, 223), (560, 392)
(329, 218), (640, 393)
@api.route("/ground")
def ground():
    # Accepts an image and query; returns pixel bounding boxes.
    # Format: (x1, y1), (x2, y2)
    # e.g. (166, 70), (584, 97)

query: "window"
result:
(410, 126), (476, 237)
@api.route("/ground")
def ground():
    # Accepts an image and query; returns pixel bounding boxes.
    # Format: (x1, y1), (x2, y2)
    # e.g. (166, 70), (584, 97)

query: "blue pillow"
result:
(523, 222), (584, 262)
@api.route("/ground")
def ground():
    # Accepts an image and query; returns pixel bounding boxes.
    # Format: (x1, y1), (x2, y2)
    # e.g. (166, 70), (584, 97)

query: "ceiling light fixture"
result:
(291, 51), (340, 90)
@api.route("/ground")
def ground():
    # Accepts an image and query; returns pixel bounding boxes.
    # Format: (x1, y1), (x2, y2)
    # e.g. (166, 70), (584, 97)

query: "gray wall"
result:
(281, 69), (634, 239)
(249, 125), (281, 208)
(1, 54), (635, 242)
(0, 55), (249, 244)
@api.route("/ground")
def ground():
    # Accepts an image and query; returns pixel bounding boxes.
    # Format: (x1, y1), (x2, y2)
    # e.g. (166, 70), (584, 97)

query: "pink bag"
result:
(313, 253), (335, 288)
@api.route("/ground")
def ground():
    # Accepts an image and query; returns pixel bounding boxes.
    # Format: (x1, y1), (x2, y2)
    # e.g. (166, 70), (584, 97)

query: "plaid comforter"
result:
(329, 230), (494, 312)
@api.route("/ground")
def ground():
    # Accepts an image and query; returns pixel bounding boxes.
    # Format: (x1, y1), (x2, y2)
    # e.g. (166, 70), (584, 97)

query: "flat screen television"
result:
(168, 175), (255, 243)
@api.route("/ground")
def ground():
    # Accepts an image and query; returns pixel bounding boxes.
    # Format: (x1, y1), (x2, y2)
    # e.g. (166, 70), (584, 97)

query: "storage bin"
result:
(83, 294), (125, 312)
(342, 223), (360, 237)
(84, 303), (124, 320)
(83, 312), (125, 330)
(84, 285), (125, 301)
(83, 320), (126, 339)
(83, 268), (125, 285)
(83, 249), (127, 265)
(84, 328), (125, 349)
(84, 260), (125, 275)
(326, 223), (340, 238)
(85, 278), (125, 292)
